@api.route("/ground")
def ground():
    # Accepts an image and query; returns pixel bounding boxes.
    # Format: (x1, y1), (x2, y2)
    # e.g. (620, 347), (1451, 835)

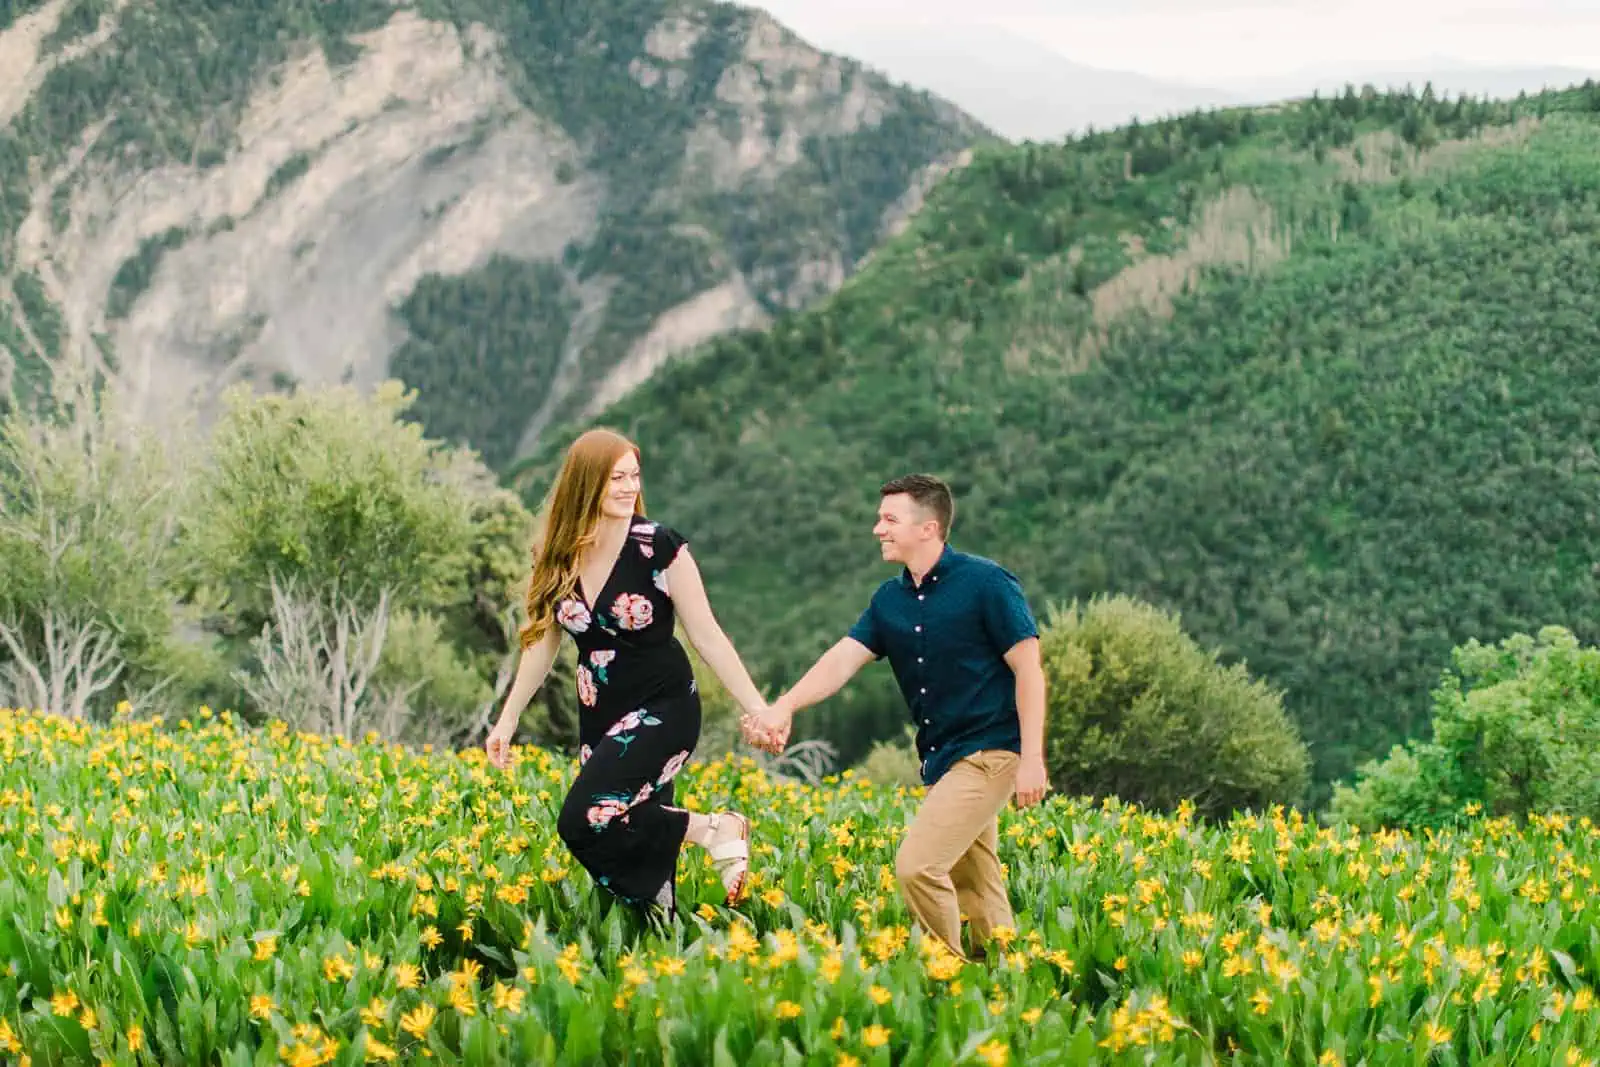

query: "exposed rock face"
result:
(0, 2), (986, 458)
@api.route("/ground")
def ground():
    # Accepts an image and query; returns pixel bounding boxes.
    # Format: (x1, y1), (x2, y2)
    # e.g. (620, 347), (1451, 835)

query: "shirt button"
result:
(917, 656), (923, 663)
(918, 594), (925, 601)
(919, 687), (926, 694)
(914, 625), (922, 633)
(923, 718), (930, 725)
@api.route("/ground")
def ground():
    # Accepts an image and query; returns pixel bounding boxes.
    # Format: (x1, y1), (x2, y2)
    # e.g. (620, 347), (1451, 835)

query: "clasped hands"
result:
(739, 697), (793, 755)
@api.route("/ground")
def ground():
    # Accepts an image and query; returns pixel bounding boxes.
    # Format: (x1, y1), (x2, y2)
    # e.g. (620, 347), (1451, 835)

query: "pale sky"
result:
(745, 0), (1600, 84)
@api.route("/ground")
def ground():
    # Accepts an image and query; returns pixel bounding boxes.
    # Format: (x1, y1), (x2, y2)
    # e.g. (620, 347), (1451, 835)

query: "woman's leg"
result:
(678, 809), (752, 905)
(556, 729), (693, 914)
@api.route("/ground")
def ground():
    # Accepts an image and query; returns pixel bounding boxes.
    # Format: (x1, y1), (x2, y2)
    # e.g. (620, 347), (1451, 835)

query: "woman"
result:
(485, 428), (764, 918)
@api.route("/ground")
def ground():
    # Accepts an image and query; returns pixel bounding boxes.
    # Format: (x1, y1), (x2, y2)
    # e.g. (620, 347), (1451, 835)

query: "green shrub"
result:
(185, 380), (475, 625)
(1038, 594), (1311, 819)
(374, 608), (493, 746)
(856, 728), (922, 789)
(1330, 626), (1600, 830)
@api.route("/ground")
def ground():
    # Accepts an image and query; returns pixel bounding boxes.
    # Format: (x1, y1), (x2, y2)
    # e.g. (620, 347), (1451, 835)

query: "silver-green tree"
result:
(0, 370), (195, 719)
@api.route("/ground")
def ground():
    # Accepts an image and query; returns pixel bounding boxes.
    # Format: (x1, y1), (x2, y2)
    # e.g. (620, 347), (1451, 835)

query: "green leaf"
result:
(461, 1013), (496, 1067)
(1548, 947), (1580, 987)
(712, 1025), (737, 1067)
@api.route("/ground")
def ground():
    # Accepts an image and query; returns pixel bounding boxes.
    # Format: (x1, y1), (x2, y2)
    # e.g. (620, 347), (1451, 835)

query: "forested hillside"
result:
(520, 81), (1600, 802)
(0, 0), (984, 466)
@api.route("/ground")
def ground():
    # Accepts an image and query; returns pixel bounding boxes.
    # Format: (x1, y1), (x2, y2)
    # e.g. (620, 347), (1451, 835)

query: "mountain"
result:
(1223, 62), (1600, 107)
(780, 21), (1240, 143)
(519, 83), (1600, 804)
(0, 0), (987, 467)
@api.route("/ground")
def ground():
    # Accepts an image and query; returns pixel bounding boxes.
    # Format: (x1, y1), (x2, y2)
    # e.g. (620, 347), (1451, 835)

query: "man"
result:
(743, 473), (1049, 961)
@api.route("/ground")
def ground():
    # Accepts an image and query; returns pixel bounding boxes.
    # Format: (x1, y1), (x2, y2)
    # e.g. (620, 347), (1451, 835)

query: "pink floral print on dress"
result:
(557, 599), (591, 634)
(586, 796), (631, 830)
(657, 749), (691, 787)
(611, 592), (654, 630)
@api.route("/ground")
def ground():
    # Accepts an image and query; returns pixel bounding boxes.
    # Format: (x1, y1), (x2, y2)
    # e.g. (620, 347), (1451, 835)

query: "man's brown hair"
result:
(880, 473), (954, 538)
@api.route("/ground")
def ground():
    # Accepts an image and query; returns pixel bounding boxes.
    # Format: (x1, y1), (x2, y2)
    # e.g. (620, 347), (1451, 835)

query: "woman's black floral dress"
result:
(552, 519), (701, 915)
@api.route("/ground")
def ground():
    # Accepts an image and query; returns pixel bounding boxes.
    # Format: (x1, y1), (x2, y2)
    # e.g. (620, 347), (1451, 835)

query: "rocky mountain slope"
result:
(521, 81), (1600, 802)
(0, 0), (985, 465)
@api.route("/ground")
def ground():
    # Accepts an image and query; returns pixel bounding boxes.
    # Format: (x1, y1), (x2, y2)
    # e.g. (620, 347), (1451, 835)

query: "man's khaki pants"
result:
(894, 749), (1017, 959)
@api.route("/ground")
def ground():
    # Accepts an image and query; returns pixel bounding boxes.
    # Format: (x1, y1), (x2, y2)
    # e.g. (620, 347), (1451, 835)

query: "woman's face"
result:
(600, 452), (641, 519)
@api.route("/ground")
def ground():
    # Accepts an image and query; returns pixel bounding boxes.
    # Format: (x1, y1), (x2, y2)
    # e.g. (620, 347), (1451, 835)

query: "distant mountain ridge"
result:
(799, 21), (1241, 142)
(1222, 62), (1600, 106)
(767, 14), (1600, 144)
(0, 0), (988, 466)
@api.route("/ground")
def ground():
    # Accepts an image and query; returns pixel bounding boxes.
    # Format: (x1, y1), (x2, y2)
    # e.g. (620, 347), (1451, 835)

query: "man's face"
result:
(872, 492), (936, 562)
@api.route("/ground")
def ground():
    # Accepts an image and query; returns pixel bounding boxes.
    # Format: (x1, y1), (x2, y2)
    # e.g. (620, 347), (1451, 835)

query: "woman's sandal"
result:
(705, 811), (751, 905)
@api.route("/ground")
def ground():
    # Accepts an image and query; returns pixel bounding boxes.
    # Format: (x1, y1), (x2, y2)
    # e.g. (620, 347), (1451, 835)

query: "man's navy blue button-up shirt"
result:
(847, 544), (1039, 786)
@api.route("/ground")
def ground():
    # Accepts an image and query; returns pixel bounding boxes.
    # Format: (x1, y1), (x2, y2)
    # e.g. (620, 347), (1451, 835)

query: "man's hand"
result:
(1014, 753), (1050, 808)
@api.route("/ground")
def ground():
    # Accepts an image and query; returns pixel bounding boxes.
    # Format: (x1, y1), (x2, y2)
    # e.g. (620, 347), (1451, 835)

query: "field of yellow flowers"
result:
(3, 707), (1600, 1065)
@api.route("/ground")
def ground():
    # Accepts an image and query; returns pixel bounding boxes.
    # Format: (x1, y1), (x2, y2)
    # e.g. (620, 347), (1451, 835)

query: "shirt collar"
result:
(901, 544), (955, 589)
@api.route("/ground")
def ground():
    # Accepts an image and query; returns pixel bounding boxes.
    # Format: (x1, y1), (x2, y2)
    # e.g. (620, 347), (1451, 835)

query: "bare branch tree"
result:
(747, 738), (839, 787)
(237, 577), (408, 742)
(116, 671), (180, 720)
(371, 677), (426, 745)
(0, 607), (125, 719)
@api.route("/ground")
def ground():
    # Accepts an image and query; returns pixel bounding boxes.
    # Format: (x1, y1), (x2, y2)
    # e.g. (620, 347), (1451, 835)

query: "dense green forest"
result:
(517, 81), (1600, 804)
(0, 0), (984, 468)
(390, 258), (579, 464)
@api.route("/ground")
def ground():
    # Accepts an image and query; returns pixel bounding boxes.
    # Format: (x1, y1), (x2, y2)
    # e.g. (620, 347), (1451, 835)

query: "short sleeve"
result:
(846, 596), (885, 658)
(643, 521), (688, 567)
(982, 566), (1038, 654)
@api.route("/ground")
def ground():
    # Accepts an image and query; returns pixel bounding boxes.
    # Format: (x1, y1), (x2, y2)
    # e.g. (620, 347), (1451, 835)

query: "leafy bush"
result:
(1329, 626), (1600, 830)
(185, 380), (476, 625)
(855, 728), (922, 789)
(372, 606), (494, 745)
(1038, 594), (1311, 819)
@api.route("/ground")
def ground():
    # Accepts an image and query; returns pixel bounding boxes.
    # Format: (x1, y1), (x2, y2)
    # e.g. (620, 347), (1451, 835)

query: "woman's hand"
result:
(485, 720), (516, 770)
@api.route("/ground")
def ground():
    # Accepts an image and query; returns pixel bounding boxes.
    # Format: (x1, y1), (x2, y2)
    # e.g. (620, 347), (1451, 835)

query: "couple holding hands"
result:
(486, 428), (1049, 961)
